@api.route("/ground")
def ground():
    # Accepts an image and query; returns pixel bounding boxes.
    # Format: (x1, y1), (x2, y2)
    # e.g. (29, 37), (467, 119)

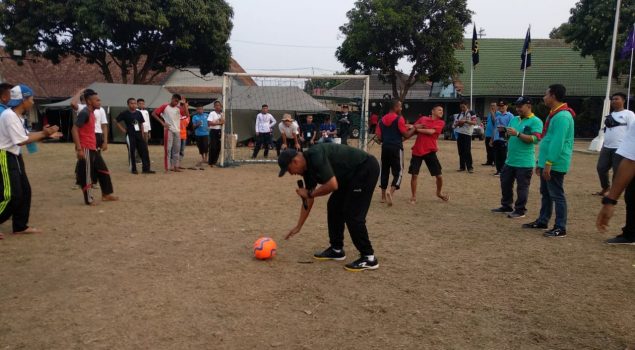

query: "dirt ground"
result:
(0, 139), (634, 350)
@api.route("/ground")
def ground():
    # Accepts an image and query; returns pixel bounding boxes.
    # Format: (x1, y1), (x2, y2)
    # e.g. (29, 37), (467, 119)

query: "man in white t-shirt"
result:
(276, 114), (300, 156)
(595, 92), (635, 196)
(0, 85), (61, 238)
(207, 101), (224, 167)
(152, 94), (183, 172)
(251, 104), (276, 159)
(137, 98), (151, 143)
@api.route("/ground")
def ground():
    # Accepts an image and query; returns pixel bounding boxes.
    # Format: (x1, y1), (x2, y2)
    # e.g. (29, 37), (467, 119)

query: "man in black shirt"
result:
(300, 115), (317, 149)
(278, 143), (380, 271)
(337, 105), (351, 146)
(116, 98), (154, 174)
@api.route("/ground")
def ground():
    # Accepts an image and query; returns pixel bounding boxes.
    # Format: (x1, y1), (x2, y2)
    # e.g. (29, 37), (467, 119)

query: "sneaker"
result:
(468, 169), (474, 174)
(344, 256), (379, 272)
(605, 235), (635, 245)
(91, 184), (99, 190)
(544, 228), (567, 238)
(507, 211), (526, 219)
(491, 207), (514, 214)
(493, 173), (500, 177)
(313, 247), (346, 261)
(481, 163), (493, 166)
(131, 170), (139, 174)
(142, 170), (156, 174)
(457, 169), (466, 172)
(522, 221), (548, 229)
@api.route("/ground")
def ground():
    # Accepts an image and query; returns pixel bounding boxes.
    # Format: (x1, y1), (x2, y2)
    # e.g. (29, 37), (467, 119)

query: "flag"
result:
(621, 27), (635, 60)
(521, 27), (531, 70)
(472, 25), (479, 67)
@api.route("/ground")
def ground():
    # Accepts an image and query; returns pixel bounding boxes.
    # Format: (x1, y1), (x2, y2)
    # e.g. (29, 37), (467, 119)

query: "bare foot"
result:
(437, 193), (449, 201)
(0, 233), (4, 240)
(13, 227), (42, 235)
(102, 194), (119, 201)
(386, 192), (393, 206)
(409, 197), (416, 205)
(380, 196), (386, 203)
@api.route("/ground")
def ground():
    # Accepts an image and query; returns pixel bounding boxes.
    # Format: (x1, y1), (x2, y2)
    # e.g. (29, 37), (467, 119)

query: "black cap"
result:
(514, 96), (532, 105)
(278, 149), (298, 177)
(497, 99), (507, 106)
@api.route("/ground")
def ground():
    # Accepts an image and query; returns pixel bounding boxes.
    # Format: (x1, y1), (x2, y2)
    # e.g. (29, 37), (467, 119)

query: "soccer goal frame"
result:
(218, 72), (371, 167)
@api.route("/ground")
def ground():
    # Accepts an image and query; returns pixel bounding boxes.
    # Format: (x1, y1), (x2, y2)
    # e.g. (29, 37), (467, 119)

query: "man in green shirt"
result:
(491, 97), (543, 218)
(522, 84), (575, 238)
(278, 143), (380, 271)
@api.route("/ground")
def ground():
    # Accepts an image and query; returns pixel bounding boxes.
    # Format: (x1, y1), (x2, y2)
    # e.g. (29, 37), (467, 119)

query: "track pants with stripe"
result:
(126, 131), (150, 172)
(163, 130), (180, 170)
(78, 149), (114, 205)
(379, 144), (403, 190)
(0, 151), (31, 232)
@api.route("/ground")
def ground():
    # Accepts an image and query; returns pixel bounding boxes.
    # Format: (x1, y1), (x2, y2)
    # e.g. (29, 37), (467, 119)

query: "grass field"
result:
(0, 139), (633, 349)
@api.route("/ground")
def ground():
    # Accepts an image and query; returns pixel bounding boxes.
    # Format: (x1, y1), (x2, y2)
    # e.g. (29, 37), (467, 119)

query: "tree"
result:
(559, 0), (635, 78)
(0, 0), (233, 84)
(549, 23), (570, 39)
(335, 0), (471, 102)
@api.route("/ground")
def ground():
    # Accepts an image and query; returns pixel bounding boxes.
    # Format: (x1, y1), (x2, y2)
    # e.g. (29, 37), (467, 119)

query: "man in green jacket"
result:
(522, 84), (574, 237)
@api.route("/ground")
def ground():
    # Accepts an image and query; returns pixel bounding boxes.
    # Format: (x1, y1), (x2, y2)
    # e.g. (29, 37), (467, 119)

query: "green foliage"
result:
(0, 0), (233, 83)
(559, 0), (635, 79)
(335, 0), (471, 101)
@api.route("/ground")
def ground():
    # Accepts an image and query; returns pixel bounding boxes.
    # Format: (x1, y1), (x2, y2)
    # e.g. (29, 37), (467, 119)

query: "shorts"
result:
(196, 135), (209, 155)
(409, 152), (442, 176)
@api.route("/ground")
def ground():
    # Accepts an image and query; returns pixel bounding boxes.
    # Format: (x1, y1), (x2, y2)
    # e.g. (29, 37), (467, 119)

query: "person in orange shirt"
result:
(178, 99), (190, 169)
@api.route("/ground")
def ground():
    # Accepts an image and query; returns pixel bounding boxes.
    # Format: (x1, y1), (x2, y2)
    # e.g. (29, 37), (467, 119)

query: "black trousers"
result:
(126, 132), (150, 172)
(208, 129), (222, 165)
(275, 137), (299, 156)
(596, 147), (620, 190)
(340, 132), (349, 146)
(493, 140), (508, 173)
(484, 136), (494, 165)
(78, 148), (114, 205)
(380, 144), (403, 189)
(500, 165), (533, 214)
(327, 156), (379, 256)
(456, 133), (473, 170)
(0, 152), (31, 232)
(252, 132), (272, 158)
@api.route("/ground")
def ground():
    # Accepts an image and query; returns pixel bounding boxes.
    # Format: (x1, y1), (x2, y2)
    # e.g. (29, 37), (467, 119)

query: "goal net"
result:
(218, 73), (370, 167)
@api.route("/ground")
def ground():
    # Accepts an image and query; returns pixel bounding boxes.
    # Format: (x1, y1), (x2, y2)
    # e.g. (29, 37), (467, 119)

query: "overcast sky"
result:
(227, 0), (580, 75)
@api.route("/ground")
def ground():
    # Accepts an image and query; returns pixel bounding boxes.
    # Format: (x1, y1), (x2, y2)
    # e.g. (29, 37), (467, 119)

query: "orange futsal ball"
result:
(253, 237), (277, 260)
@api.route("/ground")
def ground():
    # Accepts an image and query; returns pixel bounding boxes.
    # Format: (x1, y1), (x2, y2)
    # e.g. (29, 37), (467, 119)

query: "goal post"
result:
(218, 72), (371, 167)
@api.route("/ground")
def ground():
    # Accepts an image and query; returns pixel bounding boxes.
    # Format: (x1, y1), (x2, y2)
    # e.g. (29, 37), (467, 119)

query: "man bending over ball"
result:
(278, 143), (380, 271)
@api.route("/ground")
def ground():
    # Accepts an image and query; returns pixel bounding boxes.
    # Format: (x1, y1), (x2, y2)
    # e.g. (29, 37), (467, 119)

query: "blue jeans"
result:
(536, 168), (567, 230)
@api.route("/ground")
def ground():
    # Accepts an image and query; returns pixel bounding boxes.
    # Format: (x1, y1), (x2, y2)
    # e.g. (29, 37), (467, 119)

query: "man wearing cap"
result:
(523, 84), (575, 238)
(453, 100), (477, 173)
(279, 143), (380, 271)
(0, 84), (61, 238)
(491, 97), (543, 218)
(491, 99), (513, 176)
(276, 114), (301, 156)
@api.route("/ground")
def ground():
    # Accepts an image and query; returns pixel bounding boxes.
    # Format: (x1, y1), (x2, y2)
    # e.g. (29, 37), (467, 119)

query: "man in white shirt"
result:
(137, 98), (152, 143)
(276, 114), (301, 156)
(152, 94), (183, 172)
(0, 85), (61, 238)
(207, 101), (225, 167)
(453, 100), (477, 173)
(595, 92), (635, 196)
(597, 106), (635, 245)
(251, 104), (276, 159)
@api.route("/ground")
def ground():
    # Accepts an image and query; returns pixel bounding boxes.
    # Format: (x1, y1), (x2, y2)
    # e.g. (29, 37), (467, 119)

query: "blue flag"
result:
(621, 28), (635, 60)
(521, 27), (531, 70)
(472, 25), (479, 67)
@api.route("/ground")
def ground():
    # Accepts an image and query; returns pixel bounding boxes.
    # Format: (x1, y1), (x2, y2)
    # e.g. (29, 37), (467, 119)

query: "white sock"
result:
(366, 255), (375, 261)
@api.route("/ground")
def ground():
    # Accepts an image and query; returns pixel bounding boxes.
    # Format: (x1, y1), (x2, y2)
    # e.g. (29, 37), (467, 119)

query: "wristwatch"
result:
(602, 196), (618, 205)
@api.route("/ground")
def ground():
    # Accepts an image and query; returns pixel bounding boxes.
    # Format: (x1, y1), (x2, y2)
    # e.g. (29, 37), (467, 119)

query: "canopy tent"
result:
(43, 82), (175, 143)
(204, 86), (330, 143)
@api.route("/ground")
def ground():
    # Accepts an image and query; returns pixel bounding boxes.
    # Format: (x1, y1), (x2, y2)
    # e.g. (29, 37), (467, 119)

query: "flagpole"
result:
(629, 23), (635, 109)
(590, 0), (622, 151)
(470, 58), (473, 110)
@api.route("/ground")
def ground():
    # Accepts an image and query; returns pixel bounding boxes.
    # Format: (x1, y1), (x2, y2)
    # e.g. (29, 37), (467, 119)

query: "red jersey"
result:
(412, 116), (445, 156)
(375, 112), (408, 139)
(75, 107), (96, 150)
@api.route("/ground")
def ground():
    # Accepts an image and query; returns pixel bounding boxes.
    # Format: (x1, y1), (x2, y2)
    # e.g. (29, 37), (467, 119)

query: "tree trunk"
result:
(95, 57), (114, 83)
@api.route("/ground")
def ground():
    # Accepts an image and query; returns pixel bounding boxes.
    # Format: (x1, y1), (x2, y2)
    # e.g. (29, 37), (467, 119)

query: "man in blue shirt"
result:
(191, 105), (209, 169)
(318, 116), (337, 143)
(0, 83), (13, 115)
(490, 99), (513, 176)
(482, 102), (497, 166)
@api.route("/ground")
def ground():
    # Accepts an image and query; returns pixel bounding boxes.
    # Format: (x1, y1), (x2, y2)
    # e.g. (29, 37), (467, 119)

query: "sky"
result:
(227, 0), (580, 75)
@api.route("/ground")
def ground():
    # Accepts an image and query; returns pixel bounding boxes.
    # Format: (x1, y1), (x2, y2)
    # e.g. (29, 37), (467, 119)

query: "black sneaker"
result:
(522, 221), (548, 229)
(468, 169), (474, 174)
(544, 228), (567, 238)
(142, 170), (156, 174)
(131, 170), (139, 174)
(493, 173), (500, 177)
(491, 207), (514, 214)
(313, 247), (346, 261)
(605, 235), (635, 245)
(344, 256), (379, 272)
(457, 169), (466, 172)
(507, 211), (526, 219)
